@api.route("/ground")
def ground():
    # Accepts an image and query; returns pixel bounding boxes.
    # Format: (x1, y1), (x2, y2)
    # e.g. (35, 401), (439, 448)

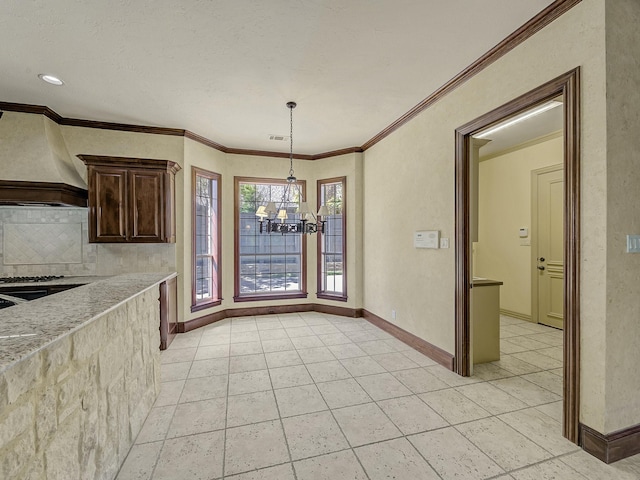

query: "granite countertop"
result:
(0, 276), (111, 289)
(0, 272), (177, 372)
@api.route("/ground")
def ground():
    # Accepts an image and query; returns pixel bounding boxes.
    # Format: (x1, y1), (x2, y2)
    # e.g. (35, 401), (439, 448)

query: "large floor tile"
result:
(355, 437), (440, 480)
(160, 361), (191, 382)
(179, 375), (228, 403)
(199, 333), (231, 346)
(260, 338), (296, 353)
(161, 347), (197, 364)
(255, 319), (283, 331)
(226, 464), (295, 480)
(154, 380), (185, 407)
(456, 417), (552, 471)
(116, 441), (163, 480)
(392, 367), (449, 393)
(400, 348), (438, 366)
(521, 370), (563, 396)
(194, 344), (230, 361)
(264, 350), (302, 368)
(230, 341), (263, 356)
(274, 384), (328, 417)
(316, 378), (371, 409)
(354, 372), (412, 400)
(561, 450), (640, 480)
(282, 410), (349, 460)
(293, 449), (368, 480)
(370, 352), (419, 371)
(328, 343), (367, 359)
(419, 389), (491, 425)
(226, 390), (280, 428)
(135, 405), (175, 444)
(409, 427), (505, 480)
(534, 400), (563, 423)
(498, 407), (576, 456)
(357, 340), (397, 355)
(297, 346), (336, 364)
(269, 364), (314, 389)
(188, 358), (229, 378)
(511, 458), (589, 479)
(377, 395), (448, 434)
(332, 402), (402, 447)
(456, 382), (528, 415)
(258, 329), (289, 341)
(490, 376), (561, 407)
(230, 331), (261, 344)
(290, 335), (325, 349)
(306, 360), (351, 383)
(490, 355), (542, 375)
(425, 365), (482, 387)
(318, 332), (352, 346)
(153, 430), (225, 480)
(511, 351), (562, 370)
(339, 356), (386, 376)
(285, 326), (315, 338)
(167, 397), (227, 439)
(229, 353), (267, 373)
(228, 370), (272, 396)
(471, 363), (515, 381)
(224, 420), (290, 476)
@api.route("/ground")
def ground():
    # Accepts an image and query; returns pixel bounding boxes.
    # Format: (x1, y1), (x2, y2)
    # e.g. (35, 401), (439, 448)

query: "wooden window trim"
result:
(317, 176), (347, 301)
(191, 167), (222, 311)
(234, 176), (308, 302)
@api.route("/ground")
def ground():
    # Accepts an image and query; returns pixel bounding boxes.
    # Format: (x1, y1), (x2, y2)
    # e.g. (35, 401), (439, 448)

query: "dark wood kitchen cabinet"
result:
(79, 155), (181, 243)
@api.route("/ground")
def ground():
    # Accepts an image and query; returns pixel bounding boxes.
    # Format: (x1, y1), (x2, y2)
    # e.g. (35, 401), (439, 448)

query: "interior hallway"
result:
(116, 313), (640, 480)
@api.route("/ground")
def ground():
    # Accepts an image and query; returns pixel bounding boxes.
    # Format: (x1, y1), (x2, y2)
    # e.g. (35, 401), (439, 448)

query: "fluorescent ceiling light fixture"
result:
(38, 74), (64, 86)
(475, 100), (562, 139)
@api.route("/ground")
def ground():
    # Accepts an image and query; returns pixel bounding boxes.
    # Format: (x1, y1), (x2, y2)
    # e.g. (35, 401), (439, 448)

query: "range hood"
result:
(0, 111), (88, 207)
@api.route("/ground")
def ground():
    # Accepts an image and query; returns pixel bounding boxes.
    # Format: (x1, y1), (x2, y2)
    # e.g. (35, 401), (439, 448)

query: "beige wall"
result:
(475, 134), (563, 318)
(362, 0), (610, 432)
(603, 0), (640, 434)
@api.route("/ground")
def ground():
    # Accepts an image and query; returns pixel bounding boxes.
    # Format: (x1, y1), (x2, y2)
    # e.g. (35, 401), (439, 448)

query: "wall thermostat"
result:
(414, 230), (440, 249)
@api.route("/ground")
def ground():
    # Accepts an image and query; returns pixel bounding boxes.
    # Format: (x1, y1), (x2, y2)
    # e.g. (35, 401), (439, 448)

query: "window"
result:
(234, 177), (307, 301)
(317, 177), (346, 300)
(192, 167), (221, 311)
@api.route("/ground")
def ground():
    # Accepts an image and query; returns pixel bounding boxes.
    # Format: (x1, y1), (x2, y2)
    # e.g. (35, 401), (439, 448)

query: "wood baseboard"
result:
(499, 309), (532, 322)
(179, 305), (454, 372)
(580, 422), (640, 464)
(178, 303), (361, 333)
(361, 309), (455, 371)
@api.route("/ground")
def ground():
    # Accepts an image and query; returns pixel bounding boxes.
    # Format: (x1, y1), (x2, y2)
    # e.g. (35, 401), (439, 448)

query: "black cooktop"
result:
(0, 275), (65, 284)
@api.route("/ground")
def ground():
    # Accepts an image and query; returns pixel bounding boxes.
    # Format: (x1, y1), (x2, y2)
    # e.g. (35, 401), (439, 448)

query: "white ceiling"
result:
(0, 0), (556, 155)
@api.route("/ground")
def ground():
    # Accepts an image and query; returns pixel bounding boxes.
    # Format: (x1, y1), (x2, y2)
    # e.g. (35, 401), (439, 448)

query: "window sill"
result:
(191, 299), (222, 313)
(316, 293), (348, 302)
(233, 292), (308, 303)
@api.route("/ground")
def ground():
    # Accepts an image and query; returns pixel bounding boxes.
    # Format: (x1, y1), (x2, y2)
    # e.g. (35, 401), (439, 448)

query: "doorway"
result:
(454, 68), (580, 442)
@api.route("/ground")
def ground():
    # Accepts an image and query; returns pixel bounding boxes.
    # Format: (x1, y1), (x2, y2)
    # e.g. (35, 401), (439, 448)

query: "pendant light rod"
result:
(287, 101), (296, 182)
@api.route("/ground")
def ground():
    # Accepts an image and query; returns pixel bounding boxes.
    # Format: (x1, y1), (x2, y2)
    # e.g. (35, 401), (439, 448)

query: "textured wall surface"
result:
(0, 287), (161, 479)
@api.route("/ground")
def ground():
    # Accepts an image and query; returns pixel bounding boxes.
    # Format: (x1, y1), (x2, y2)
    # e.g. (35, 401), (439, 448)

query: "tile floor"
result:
(116, 313), (640, 480)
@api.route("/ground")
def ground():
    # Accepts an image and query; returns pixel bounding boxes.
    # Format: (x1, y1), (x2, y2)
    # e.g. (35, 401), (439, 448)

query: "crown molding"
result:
(0, 0), (580, 160)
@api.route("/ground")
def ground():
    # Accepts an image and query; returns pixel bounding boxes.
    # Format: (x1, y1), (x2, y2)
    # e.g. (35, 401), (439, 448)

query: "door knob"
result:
(538, 257), (545, 262)
(537, 265), (545, 270)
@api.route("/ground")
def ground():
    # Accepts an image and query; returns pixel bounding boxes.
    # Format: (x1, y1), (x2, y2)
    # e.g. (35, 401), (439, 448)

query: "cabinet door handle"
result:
(537, 265), (545, 271)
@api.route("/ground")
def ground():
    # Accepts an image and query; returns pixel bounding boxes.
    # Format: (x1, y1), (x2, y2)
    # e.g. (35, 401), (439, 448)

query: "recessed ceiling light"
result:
(38, 74), (64, 86)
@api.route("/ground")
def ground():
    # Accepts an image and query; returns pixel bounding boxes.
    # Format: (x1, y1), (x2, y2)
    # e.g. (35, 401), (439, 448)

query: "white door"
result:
(532, 165), (564, 329)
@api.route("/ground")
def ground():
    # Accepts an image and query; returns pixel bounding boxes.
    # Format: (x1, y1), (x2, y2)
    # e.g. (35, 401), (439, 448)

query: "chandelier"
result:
(255, 101), (329, 234)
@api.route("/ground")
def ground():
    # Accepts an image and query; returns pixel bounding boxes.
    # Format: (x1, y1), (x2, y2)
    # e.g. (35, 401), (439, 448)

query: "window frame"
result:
(317, 176), (347, 302)
(234, 176), (308, 302)
(191, 167), (222, 312)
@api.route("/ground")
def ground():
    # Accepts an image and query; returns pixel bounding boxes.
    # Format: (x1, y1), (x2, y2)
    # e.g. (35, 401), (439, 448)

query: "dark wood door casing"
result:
(454, 68), (580, 442)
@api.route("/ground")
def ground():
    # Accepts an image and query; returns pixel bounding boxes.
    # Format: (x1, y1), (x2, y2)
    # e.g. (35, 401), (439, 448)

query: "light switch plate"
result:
(627, 235), (640, 253)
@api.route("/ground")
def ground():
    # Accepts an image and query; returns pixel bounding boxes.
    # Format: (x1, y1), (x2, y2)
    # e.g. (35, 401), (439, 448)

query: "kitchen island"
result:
(0, 272), (176, 480)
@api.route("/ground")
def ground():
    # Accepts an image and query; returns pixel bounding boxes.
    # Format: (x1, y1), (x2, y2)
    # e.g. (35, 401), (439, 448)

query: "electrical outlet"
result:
(391, 310), (396, 320)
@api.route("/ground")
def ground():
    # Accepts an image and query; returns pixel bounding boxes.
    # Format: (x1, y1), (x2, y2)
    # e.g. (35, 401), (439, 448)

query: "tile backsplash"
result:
(0, 206), (176, 277)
